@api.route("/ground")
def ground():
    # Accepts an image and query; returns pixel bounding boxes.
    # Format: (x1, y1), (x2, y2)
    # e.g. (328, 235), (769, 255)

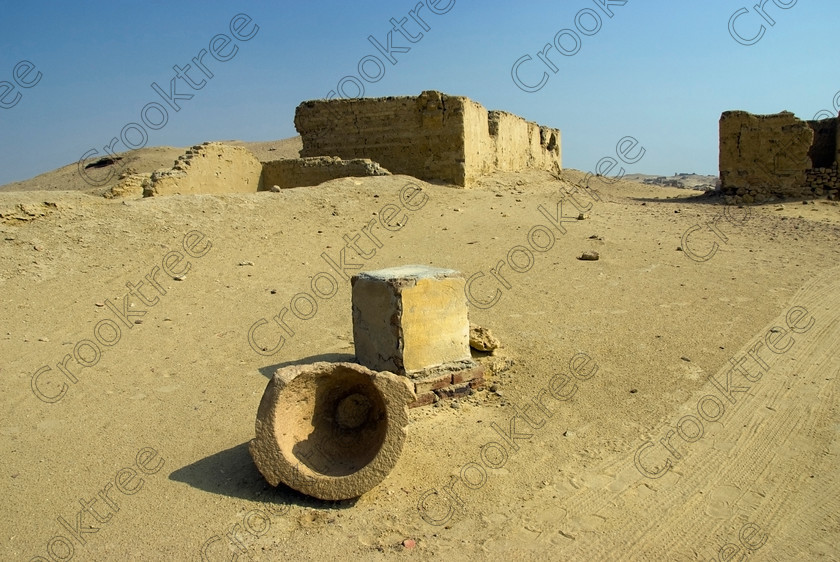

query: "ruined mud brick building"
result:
(113, 91), (561, 198)
(719, 110), (840, 203)
(294, 90), (562, 187)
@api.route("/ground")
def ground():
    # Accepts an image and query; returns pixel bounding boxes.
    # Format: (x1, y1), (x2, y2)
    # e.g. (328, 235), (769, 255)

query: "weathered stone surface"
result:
(144, 142), (263, 196)
(716, 110), (840, 203)
(295, 91), (561, 187)
(352, 265), (471, 376)
(260, 156), (390, 189)
(104, 172), (150, 199)
(469, 323), (500, 352)
(719, 111), (813, 201)
(249, 361), (415, 501)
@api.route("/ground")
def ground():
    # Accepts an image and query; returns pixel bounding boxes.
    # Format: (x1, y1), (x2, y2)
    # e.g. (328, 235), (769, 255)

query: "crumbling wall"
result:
(295, 91), (467, 185)
(261, 157), (391, 189)
(294, 90), (561, 187)
(140, 143), (394, 197)
(486, 111), (559, 174)
(719, 110), (840, 202)
(145, 142), (263, 197)
(719, 111), (815, 203)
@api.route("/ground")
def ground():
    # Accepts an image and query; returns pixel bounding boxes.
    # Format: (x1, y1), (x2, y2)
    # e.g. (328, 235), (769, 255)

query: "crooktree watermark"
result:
(511, 0), (629, 93)
(76, 13), (259, 187)
(728, 0), (797, 46)
(465, 135), (645, 309)
(417, 352), (598, 526)
(247, 182), (428, 357)
(701, 521), (768, 561)
(0, 59), (42, 109)
(680, 205), (751, 262)
(322, 0), (455, 107)
(29, 446), (164, 561)
(634, 304), (815, 479)
(30, 230), (212, 404)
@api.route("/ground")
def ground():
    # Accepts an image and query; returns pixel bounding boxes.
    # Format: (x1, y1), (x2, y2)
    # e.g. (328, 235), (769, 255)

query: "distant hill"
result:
(623, 173), (719, 191)
(0, 137), (303, 196)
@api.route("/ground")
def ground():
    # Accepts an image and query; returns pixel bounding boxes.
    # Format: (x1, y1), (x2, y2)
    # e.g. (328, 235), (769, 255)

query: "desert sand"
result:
(2, 141), (839, 560)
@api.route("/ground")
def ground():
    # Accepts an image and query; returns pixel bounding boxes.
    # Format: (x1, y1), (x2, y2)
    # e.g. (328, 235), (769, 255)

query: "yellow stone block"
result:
(351, 266), (470, 376)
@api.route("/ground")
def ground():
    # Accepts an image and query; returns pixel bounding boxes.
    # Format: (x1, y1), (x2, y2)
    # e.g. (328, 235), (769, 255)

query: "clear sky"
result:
(1, 0), (838, 186)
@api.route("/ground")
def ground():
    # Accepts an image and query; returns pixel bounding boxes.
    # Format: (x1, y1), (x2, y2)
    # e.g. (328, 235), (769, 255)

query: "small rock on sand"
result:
(469, 323), (501, 352)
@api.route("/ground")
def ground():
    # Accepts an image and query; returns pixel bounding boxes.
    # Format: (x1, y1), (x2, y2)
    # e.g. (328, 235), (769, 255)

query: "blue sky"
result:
(1, 0), (838, 185)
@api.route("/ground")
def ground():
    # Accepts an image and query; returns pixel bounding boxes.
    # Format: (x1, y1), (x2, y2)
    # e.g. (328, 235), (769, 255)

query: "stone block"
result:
(352, 265), (471, 376)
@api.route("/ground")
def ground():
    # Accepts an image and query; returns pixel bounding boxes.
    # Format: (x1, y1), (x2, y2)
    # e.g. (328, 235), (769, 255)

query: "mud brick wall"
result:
(260, 156), (390, 189)
(719, 110), (840, 203)
(295, 90), (561, 187)
(145, 142), (263, 197)
(295, 91), (468, 185)
(719, 111), (814, 203)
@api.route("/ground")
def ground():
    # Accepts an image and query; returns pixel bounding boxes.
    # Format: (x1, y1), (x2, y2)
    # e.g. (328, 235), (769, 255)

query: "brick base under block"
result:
(408, 363), (486, 408)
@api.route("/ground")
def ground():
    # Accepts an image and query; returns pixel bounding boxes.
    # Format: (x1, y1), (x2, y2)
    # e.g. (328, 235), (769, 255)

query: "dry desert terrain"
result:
(2, 141), (839, 560)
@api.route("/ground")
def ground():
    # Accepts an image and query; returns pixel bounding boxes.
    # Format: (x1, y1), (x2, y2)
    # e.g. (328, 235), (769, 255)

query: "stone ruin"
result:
(719, 110), (840, 203)
(105, 91), (561, 198)
(296, 90), (561, 187)
(106, 142), (392, 198)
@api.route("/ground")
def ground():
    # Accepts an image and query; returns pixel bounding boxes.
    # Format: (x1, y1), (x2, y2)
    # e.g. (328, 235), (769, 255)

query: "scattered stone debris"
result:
(485, 356), (515, 376)
(576, 213), (590, 220)
(238, 261), (255, 266)
(270, 185), (282, 192)
(681, 356), (691, 362)
(469, 323), (500, 352)
(578, 251), (599, 261)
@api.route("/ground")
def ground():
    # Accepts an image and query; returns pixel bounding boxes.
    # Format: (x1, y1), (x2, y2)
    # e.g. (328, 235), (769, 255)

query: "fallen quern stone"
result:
(249, 361), (415, 500)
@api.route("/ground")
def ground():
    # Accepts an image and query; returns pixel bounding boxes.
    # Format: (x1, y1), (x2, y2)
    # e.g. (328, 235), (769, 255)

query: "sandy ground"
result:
(1, 154), (839, 561)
